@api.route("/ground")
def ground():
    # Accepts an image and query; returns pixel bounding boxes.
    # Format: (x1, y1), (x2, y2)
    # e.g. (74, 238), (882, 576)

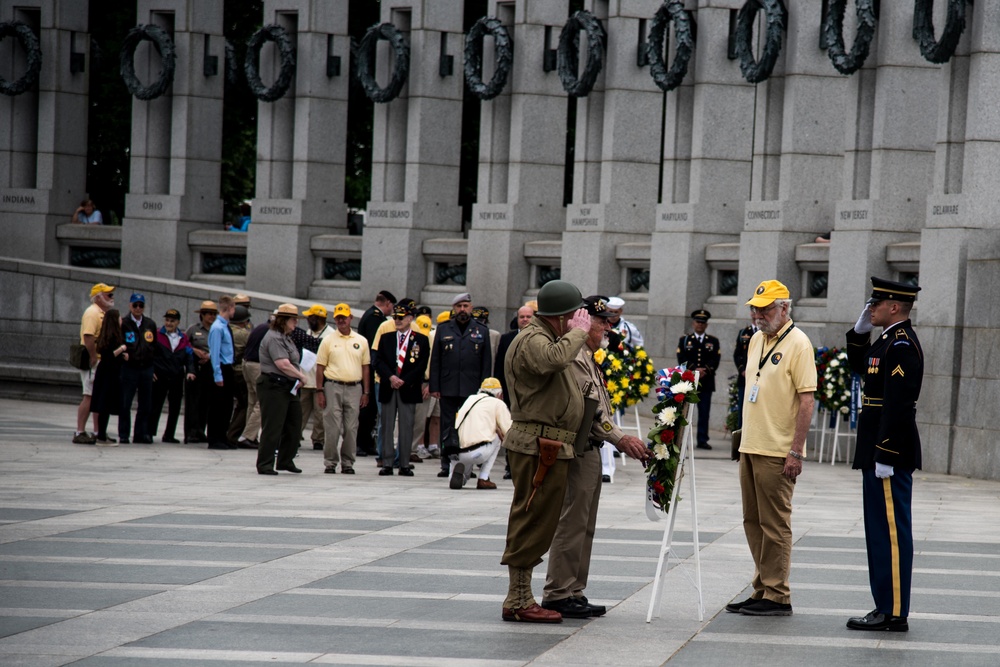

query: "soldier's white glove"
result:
(875, 462), (894, 479)
(854, 304), (874, 334)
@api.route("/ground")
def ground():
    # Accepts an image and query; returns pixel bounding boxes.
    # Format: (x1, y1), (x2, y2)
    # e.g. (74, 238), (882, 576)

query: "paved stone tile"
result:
(0, 509), (80, 523)
(0, 562), (239, 585)
(0, 584), (159, 610)
(0, 539), (303, 562)
(0, 617), (67, 640)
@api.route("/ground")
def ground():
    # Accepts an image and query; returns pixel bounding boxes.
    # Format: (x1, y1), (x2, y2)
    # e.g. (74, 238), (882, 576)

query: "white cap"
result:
(607, 297), (625, 309)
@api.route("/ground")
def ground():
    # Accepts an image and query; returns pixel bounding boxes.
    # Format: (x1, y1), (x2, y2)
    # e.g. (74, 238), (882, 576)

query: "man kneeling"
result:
(451, 377), (510, 490)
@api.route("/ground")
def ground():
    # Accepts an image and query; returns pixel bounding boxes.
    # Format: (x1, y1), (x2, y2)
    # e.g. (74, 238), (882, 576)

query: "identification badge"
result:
(748, 384), (759, 403)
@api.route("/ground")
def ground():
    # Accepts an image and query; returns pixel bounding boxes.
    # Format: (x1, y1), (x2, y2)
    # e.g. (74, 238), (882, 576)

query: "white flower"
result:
(653, 443), (670, 460)
(658, 406), (678, 426)
(829, 359), (839, 367)
(671, 380), (694, 395)
(840, 406), (849, 414)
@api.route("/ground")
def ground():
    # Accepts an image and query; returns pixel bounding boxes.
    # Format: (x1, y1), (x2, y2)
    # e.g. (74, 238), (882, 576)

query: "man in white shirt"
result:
(451, 378), (511, 490)
(605, 296), (644, 348)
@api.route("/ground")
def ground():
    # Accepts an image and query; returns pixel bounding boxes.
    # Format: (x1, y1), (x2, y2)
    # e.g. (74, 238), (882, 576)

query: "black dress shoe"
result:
(541, 597), (593, 619)
(258, 469), (278, 475)
(341, 467), (355, 475)
(437, 470), (450, 478)
(379, 466), (393, 476)
(740, 599), (792, 616)
(324, 467), (337, 474)
(398, 467), (414, 477)
(312, 442), (323, 450)
(696, 443), (712, 450)
(846, 610), (908, 632)
(207, 443), (230, 450)
(237, 441), (258, 449)
(602, 475), (611, 483)
(186, 433), (205, 444)
(725, 596), (759, 613)
(119, 437), (130, 444)
(577, 595), (606, 617)
(161, 436), (180, 444)
(135, 436), (154, 444)
(276, 464), (302, 473)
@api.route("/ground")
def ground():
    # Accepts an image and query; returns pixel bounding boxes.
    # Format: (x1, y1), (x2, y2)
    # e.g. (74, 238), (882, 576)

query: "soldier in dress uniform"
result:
(844, 277), (923, 633)
(733, 322), (756, 429)
(676, 309), (721, 449)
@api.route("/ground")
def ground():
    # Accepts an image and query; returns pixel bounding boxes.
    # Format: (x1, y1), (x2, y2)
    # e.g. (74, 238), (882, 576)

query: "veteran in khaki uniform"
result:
(500, 280), (591, 624)
(542, 295), (648, 618)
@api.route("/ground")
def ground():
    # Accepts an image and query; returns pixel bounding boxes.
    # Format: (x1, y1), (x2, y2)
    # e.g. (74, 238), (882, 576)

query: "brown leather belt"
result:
(511, 421), (577, 445)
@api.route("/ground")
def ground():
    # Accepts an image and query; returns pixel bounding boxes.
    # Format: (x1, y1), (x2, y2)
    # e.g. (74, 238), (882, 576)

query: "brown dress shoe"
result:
(502, 603), (562, 623)
(477, 478), (497, 490)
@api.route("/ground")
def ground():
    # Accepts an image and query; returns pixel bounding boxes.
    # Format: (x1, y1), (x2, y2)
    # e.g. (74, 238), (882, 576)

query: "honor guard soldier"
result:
(676, 309), (721, 449)
(733, 322), (756, 429)
(844, 277), (924, 633)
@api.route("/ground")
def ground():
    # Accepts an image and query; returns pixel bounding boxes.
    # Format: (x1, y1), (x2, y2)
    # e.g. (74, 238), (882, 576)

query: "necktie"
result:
(397, 331), (409, 373)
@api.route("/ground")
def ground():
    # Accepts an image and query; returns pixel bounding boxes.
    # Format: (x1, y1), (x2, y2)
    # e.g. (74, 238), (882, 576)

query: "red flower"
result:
(661, 430), (675, 443)
(674, 394), (685, 403)
(682, 370), (695, 382)
(652, 481), (665, 494)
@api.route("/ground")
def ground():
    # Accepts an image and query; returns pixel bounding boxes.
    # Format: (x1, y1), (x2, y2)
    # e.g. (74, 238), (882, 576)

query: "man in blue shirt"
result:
(207, 295), (236, 450)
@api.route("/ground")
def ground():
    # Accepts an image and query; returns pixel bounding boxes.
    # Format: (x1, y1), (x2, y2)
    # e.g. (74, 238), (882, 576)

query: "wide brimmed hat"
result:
(195, 300), (218, 314)
(274, 303), (299, 317)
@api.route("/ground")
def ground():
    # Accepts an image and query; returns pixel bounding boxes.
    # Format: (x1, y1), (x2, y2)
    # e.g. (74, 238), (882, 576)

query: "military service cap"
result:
(868, 276), (921, 303)
(691, 309), (711, 322)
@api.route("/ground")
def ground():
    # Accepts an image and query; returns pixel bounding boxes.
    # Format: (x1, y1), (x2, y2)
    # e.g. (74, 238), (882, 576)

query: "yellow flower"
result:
(646, 363), (654, 373)
(611, 358), (623, 371)
(632, 372), (641, 379)
(621, 377), (629, 388)
(639, 383), (650, 396)
(614, 391), (625, 404)
(636, 349), (648, 360)
(593, 349), (607, 364)
(606, 379), (618, 393)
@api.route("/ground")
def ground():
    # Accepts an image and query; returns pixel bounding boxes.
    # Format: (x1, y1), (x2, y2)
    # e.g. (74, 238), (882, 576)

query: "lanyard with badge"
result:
(748, 324), (795, 403)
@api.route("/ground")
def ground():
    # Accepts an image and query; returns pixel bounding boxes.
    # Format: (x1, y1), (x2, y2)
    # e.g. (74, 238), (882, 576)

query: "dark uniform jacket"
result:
(358, 304), (387, 348)
(122, 316), (158, 368)
(676, 332), (721, 392)
(733, 325), (755, 387)
(494, 328), (519, 407)
(846, 321), (923, 471)
(153, 329), (196, 378)
(373, 330), (430, 404)
(430, 319), (492, 398)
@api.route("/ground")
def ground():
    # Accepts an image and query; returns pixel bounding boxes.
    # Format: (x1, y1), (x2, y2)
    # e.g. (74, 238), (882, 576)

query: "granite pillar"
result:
(361, 1), (464, 303)
(0, 1), (88, 262)
(121, 0), (224, 281)
(245, 0), (349, 298)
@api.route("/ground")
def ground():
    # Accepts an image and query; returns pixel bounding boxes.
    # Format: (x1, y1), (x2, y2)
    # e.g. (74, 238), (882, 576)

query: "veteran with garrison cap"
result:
(676, 309), (721, 450)
(500, 280), (591, 624)
(844, 277), (924, 633)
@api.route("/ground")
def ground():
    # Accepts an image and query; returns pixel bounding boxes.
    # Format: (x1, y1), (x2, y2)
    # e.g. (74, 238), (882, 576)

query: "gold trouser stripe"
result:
(882, 477), (902, 617)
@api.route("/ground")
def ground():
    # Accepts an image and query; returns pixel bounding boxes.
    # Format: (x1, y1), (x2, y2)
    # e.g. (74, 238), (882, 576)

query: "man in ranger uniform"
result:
(676, 309), (721, 449)
(500, 280), (590, 624)
(844, 277), (924, 633)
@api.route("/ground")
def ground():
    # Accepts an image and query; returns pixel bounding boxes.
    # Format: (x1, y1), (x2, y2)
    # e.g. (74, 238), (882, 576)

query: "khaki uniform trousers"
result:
(241, 361), (262, 440)
(322, 381), (361, 471)
(544, 446), (602, 602)
(501, 449), (570, 609)
(740, 452), (796, 604)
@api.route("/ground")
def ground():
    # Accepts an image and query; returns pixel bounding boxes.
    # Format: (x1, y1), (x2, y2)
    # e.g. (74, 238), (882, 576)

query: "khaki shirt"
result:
(571, 347), (625, 447)
(503, 318), (588, 459)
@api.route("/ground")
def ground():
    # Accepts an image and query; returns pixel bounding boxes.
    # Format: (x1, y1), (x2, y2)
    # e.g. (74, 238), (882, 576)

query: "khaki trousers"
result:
(322, 381), (361, 471)
(544, 446), (602, 601)
(740, 452), (796, 604)
(501, 449), (570, 569)
(241, 361), (261, 440)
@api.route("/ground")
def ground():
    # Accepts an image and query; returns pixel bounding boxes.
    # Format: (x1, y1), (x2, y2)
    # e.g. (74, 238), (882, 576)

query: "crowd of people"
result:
(72, 275), (922, 632)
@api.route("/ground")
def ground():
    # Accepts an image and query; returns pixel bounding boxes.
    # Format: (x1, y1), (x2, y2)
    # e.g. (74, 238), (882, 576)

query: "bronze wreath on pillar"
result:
(120, 24), (176, 100)
(0, 21), (42, 96)
(913, 0), (969, 64)
(823, 0), (878, 75)
(558, 10), (605, 98)
(245, 24), (296, 102)
(646, 1), (696, 92)
(734, 0), (787, 84)
(356, 22), (410, 104)
(464, 17), (513, 101)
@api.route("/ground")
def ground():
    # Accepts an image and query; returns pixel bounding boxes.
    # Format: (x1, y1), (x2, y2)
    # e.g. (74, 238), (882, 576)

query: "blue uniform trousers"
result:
(862, 468), (914, 618)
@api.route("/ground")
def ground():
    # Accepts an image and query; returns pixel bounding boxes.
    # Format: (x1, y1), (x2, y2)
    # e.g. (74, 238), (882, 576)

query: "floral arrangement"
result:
(725, 374), (740, 434)
(644, 366), (700, 515)
(595, 343), (656, 410)
(815, 346), (853, 414)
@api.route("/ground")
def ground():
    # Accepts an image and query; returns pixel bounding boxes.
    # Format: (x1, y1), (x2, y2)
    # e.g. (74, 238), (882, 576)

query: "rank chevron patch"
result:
(891, 365), (905, 377)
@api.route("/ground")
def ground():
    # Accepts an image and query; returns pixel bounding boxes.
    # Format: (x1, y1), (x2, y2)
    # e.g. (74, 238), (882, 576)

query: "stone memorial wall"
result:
(0, 0), (998, 478)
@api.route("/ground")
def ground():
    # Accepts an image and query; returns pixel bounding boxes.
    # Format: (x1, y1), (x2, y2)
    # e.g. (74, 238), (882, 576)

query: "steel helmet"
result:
(536, 280), (584, 317)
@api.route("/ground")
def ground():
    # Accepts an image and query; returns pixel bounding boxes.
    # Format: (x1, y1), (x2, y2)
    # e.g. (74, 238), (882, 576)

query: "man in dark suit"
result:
(120, 293), (158, 444)
(844, 277), (923, 633)
(430, 292), (493, 477)
(373, 301), (429, 477)
(676, 309), (721, 450)
(494, 305), (535, 408)
(357, 290), (396, 455)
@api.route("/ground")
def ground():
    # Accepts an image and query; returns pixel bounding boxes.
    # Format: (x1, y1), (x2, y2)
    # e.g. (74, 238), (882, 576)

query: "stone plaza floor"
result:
(1, 397), (999, 666)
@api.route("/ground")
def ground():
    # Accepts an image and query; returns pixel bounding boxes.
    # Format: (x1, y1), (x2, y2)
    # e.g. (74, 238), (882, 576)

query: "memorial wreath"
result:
(645, 366), (701, 514)
(595, 342), (656, 411)
(0, 21), (42, 97)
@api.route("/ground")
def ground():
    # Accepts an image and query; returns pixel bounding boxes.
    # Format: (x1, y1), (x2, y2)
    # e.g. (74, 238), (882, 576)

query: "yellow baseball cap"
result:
(332, 303), (351, 318)
(436, 311), (451, 324)
(746, 280), (790, 307)
(90, 283), (114, 297)
(415, 314), (432, 334)
(302, 304), (327, 317)
(480, 377), (501, 391)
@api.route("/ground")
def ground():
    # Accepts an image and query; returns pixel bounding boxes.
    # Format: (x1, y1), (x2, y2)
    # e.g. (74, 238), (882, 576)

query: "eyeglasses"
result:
(131, 303), (145, 309)
(393, 315), (407, 321)
(749, 304), (776, 315)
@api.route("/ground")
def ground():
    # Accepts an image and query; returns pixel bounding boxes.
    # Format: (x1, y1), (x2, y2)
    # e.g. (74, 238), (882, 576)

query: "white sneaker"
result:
(428, 444), (441, 459)
(416, 445), (431, 460)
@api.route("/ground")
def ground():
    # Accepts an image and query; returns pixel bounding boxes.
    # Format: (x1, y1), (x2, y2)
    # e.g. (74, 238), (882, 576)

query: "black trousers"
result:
(696, 390), (713, 446)
(356, 367), (378, 453)
(439, 395), (464, 472)
(150, 373), (184, 440)
(184, 362), (212, 439)
(207, 364), (235, 447)
(119, 365), (154, 441)
(256, 375), (302, 473)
